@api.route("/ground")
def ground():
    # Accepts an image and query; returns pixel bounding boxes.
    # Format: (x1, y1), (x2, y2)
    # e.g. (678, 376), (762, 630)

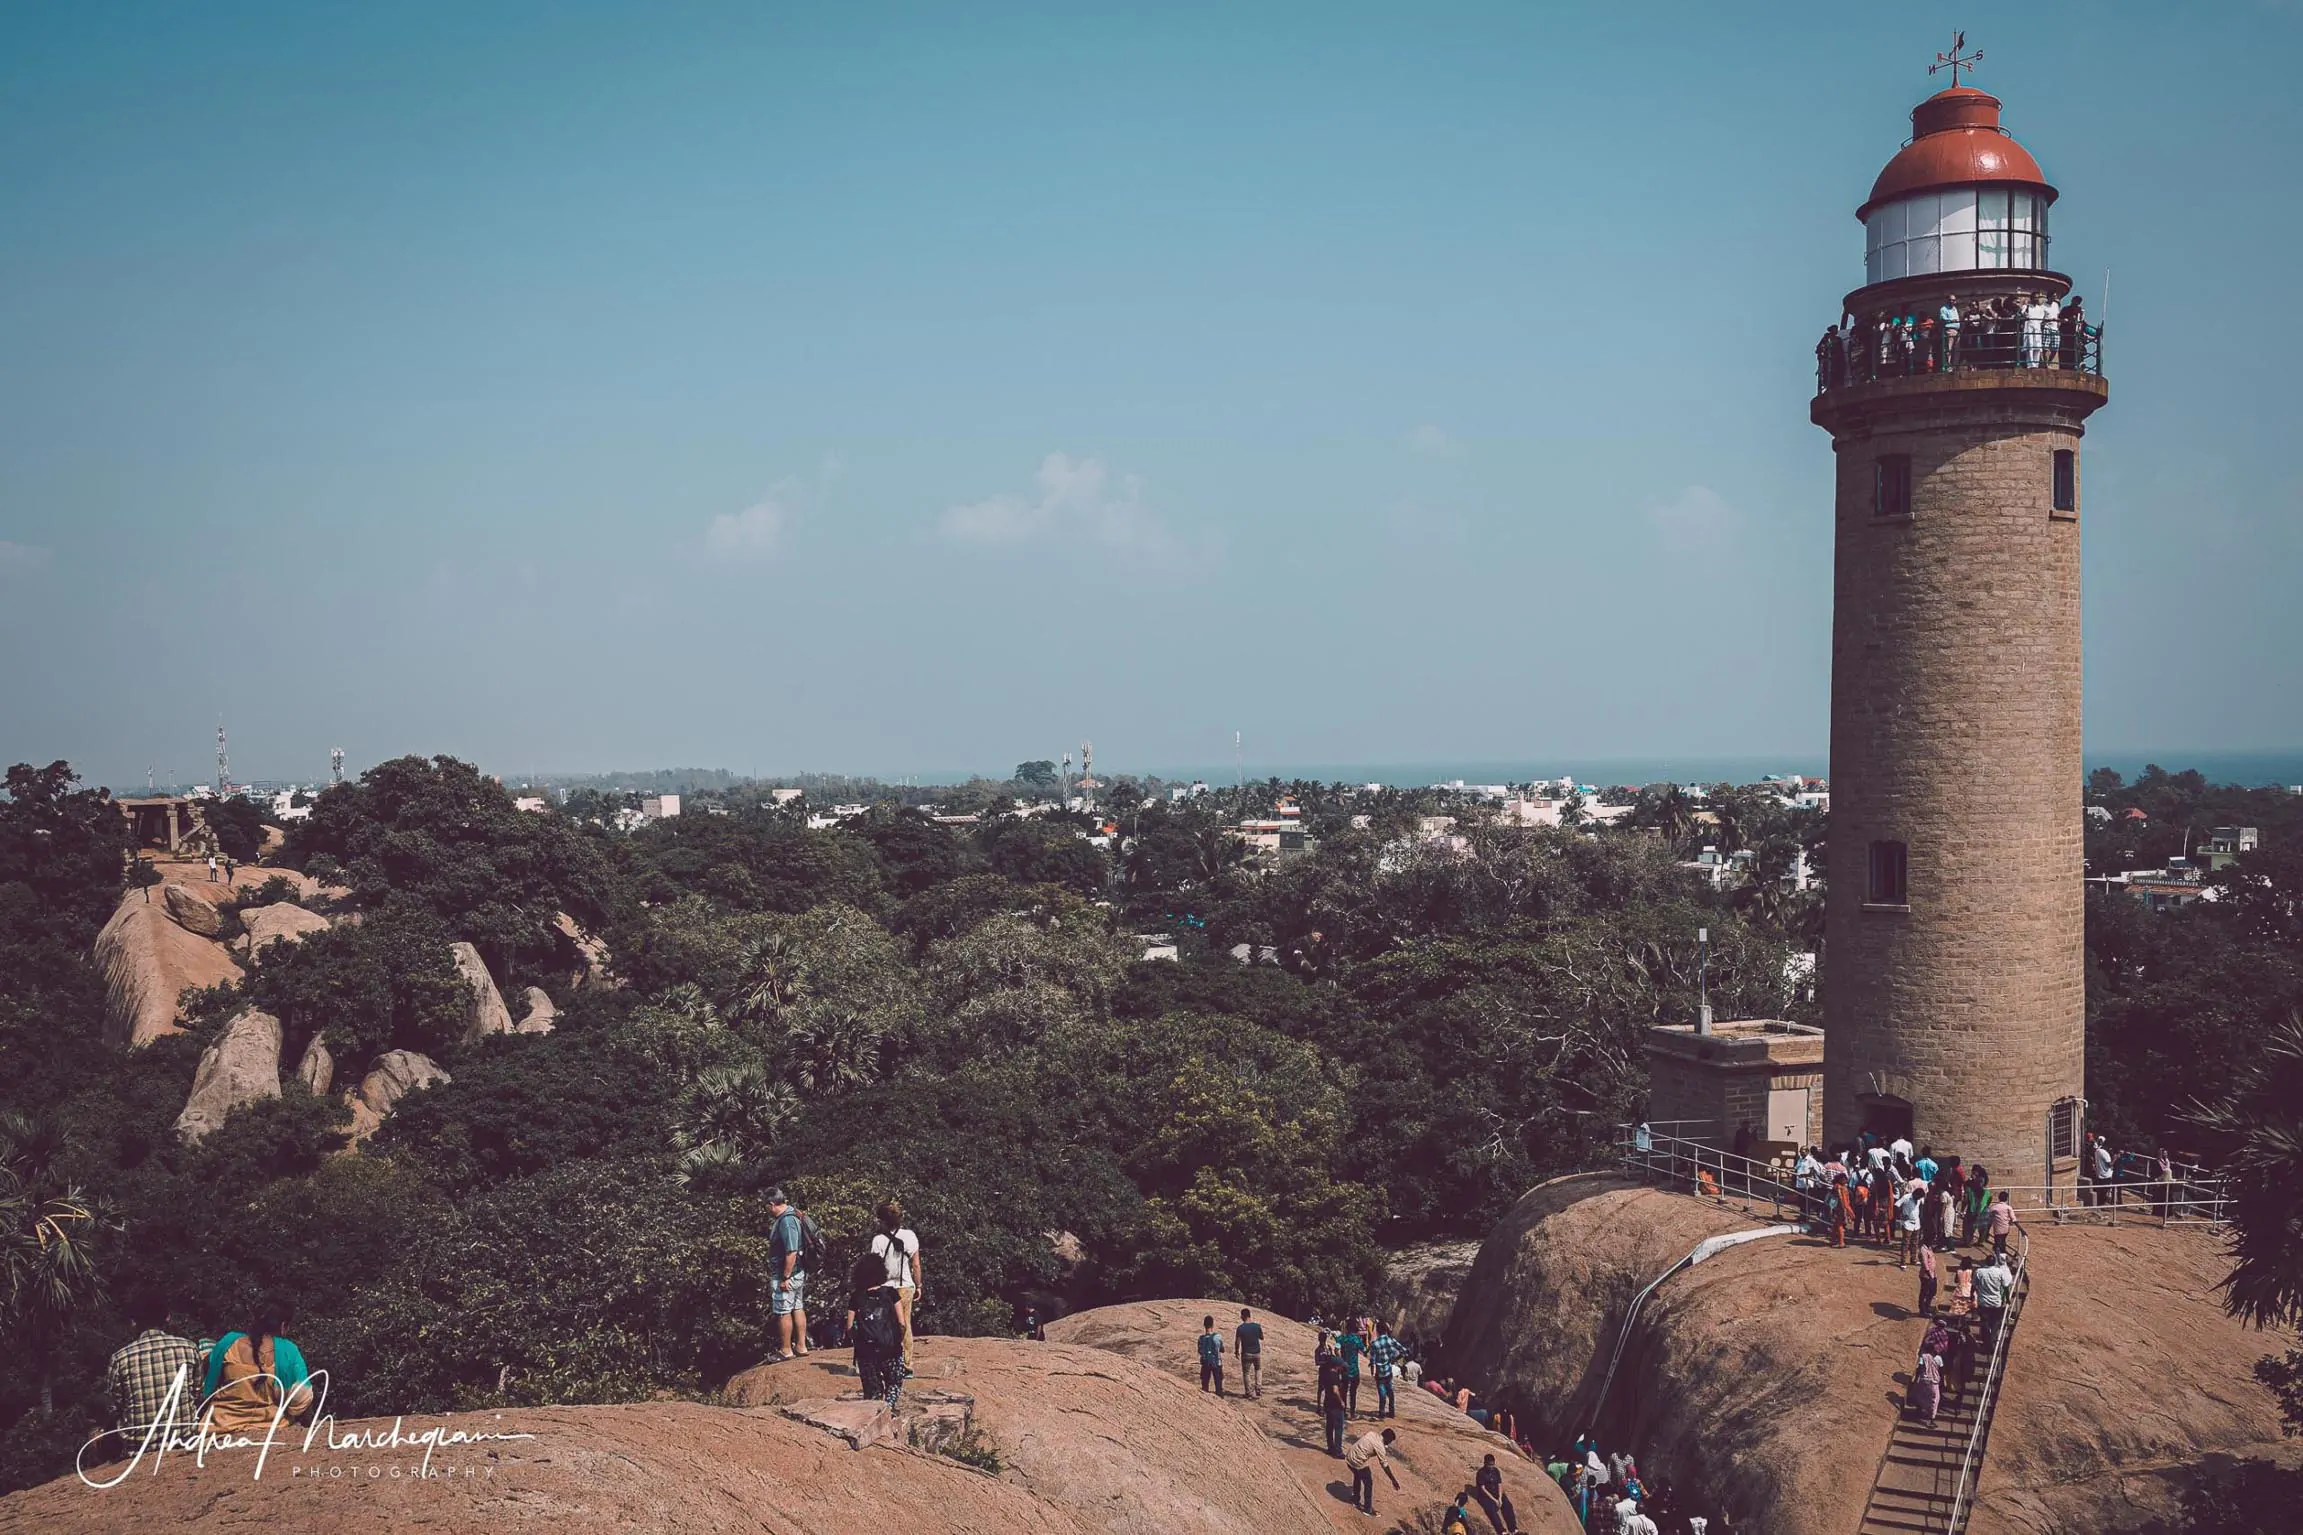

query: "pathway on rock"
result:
(1049, 1298), (1583, 1534)
(1855, 1266), (2025, 1535)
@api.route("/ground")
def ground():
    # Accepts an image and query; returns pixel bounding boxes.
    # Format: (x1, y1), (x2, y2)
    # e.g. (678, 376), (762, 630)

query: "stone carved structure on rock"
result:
(1812, 83), (2109, 1188)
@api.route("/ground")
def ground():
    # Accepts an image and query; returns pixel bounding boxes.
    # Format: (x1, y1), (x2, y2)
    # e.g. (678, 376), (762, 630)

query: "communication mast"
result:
(215, 723), (231, 796)
(330, 747), (345, 786)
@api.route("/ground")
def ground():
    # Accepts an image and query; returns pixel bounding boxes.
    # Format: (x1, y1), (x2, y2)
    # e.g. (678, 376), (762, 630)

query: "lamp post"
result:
(1697, 926), (1713, 1036)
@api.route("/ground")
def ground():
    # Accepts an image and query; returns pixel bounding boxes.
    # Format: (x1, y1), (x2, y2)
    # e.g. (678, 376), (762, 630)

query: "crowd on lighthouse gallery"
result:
(1816, 288), (2098, 389)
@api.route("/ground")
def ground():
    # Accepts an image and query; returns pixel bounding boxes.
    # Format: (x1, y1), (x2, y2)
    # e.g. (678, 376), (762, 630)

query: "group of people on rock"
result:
(760, 1188), (924, 1412)
(97, 1291), (317, 1455)
(1816, 289), (2096, 388)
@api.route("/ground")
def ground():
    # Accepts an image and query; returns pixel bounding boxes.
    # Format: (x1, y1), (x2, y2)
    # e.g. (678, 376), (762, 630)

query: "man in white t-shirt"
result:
(869, 1200), (922, 1368)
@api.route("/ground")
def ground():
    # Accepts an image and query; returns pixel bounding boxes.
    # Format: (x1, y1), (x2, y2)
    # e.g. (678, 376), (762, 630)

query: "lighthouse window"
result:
(1867, 840), (1909, 906)
(2052, 449), (2077, 514)
(1874, 454), (1913, 519)
(1867, 189), (2050, 283)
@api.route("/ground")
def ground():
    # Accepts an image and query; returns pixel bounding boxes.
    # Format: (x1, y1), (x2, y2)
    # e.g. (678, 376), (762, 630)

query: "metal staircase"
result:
(1855, 1238), (2029, 1535)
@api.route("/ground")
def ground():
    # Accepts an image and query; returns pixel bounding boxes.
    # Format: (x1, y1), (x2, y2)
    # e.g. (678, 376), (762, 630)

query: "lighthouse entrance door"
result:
(1858, 1094), (1914, 1146)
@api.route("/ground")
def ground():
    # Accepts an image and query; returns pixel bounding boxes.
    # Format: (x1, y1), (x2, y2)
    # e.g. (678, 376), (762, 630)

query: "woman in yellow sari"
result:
(201, 1311), (315, 1434)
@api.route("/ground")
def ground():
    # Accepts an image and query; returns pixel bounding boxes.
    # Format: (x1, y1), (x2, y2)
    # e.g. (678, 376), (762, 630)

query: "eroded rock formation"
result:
(173, 1008), (283, 1143)
(348, 1050), (450, 1142)
(449, 942), (513, 1040)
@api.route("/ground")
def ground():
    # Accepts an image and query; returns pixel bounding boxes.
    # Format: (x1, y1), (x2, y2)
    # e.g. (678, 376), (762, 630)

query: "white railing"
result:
(1979, 1173), (2229, 1228)
(1944, 1224), (2029, 1535)
(1616, 1124), (1810, 1222)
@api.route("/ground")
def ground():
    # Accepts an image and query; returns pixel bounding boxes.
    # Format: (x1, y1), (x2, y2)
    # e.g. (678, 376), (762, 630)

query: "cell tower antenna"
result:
(147, 764), (155, 793)
(216, 722), (230, 795)
(1234, 730), (1246, 805)
(331, 747), (345, 786)
(1080, 739), (1094, 811)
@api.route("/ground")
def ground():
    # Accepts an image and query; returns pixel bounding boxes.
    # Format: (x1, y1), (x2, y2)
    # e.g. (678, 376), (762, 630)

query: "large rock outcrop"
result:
(294, 1034), (334, 1096)
(556, 910), (611, 988)
(161, 881), (224, 937)
(1445, 1175), (2297, 1535)
(172, 1008), (283, 1143)
(94, 888), (242, 1046)
(515, 985), (557, 1035)
(234, 901), (329, 956)
(348, 1050), (450, 1142)
(0, 1314), (1566, 1534)
(1044, 1299), (1582, 1533)
(449, 942), (514, 1040)
(1381, 1239), (1482, 1353)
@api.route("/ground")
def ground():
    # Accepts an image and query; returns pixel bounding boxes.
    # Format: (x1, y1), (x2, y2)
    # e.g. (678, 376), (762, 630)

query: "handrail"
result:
(1616, 1127), (1805, 1219)
(1944, 1224), (2029, 1535)
(1816, 314), (2104, 393)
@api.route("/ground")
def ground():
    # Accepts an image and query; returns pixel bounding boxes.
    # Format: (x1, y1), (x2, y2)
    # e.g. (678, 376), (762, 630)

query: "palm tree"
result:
(0, 1114), (107, 1416)
(2183, 1011), (2303, 1328)
(779, 1006), (884, 1096)
(733, 931), (811, 1033)
(675, 1061), (799, 1174)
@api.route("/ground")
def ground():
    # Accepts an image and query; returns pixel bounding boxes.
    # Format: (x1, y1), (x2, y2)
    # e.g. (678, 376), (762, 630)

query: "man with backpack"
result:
(1197, 1315), (1226, 1396)
(869, 1200), (922, 1369)
(765, 1187), (816, 1362)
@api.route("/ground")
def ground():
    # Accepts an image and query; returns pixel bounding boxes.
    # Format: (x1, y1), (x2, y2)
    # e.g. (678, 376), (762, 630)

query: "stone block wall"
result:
(1815, 370), (2107, 1187)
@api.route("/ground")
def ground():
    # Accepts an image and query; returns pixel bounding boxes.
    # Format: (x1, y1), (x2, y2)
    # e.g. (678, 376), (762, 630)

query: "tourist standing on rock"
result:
(103, 1291), (198, 1449)
(1895, 1179), (1924, 1267)
(1234, 1308), (1264, 1398)
(1369, 1318), (1404, 1417)
(1197, 1314), (1226, 1396)
(869, 1200), (921, 1368)
(844, 1248), (906, 1409)
(1321, 1359), (1349, 1455)
(1337, 1316), (1367, 1417)
(765, 1187), (810, 1362)
(206, 854), (218, 882)
(1344, 1426), (1401, 1514)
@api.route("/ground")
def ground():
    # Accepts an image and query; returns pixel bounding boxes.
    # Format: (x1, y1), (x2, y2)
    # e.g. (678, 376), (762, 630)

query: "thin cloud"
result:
(707, 496), (790, 559)
(0, 541), (52, 576)
(941, 452), (1183, 559)
(1649, 484), (1739, 554)
(1409, 424), (1465, 459)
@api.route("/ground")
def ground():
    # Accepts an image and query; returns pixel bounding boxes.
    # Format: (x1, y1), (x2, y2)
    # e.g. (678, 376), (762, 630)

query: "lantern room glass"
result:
(1865, 189), (2050, 284)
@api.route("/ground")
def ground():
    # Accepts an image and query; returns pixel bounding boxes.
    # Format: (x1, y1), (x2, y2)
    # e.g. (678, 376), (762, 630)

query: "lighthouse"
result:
(1812, 65), (2109, 1191)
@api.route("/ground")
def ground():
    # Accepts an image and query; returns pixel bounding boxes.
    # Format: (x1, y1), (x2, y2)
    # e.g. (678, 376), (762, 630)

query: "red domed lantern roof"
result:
(1857, 87), (2055, 220)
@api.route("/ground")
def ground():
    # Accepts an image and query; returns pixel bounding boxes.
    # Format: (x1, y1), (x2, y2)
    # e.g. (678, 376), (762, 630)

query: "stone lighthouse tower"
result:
(1812, 74), (2108, 1191)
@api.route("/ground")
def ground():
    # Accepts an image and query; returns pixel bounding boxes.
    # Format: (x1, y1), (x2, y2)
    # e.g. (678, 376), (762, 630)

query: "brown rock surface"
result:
(173, 1008), (284, 1143)
(1045, 1298), (1583, 1533)
(554, 910), (610, 987)
(162, 880), (225, 936)
(347, 1050), (450, 1142)
(728, 1331), (1336, 1533)
(449, 942), (513, 1040)
(1446, 1175), (2295, 1535)
(295, 1034), (334, 1096)
(515, 985), (557, 1035)
(94, 889), (242, 1046)
(1381, 1239), (1482, 1353)
(235, 901), (330, 956)
(0, 1399), (1083, 1535)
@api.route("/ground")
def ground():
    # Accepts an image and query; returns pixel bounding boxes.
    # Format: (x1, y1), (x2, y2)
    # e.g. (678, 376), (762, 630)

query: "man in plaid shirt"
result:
(1368, 1319), (1406, 1418)
(104, 1295), (199, 1446)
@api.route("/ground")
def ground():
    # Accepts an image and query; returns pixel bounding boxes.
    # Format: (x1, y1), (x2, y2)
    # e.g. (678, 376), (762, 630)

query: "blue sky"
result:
(2, 3), (2298, 788)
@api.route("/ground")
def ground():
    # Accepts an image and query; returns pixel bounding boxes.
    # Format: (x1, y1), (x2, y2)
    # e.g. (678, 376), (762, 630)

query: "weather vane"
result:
(1929, 31), (1983, 88)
